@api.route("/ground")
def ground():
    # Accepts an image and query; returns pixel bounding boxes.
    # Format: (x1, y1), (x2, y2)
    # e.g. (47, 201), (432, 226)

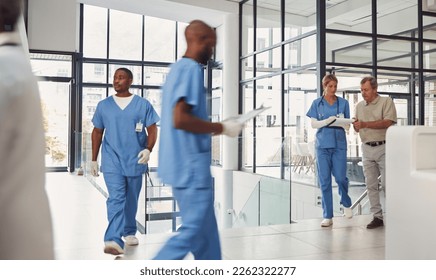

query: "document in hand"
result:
(236, 105), (271, 124)
(327, 118), (354, 127)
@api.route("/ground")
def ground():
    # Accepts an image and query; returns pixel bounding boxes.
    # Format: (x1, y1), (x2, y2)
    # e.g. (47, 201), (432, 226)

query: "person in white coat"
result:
(0, 0), (54, 259)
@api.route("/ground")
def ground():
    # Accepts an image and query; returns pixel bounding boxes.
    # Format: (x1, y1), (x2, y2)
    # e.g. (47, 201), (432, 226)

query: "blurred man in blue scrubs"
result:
(91, 68), (159, 255)
(154, 20), (243, 260)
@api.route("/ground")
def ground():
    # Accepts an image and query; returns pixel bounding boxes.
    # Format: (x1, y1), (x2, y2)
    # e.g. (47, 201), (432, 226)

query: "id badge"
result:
(135, 120), (143, 132)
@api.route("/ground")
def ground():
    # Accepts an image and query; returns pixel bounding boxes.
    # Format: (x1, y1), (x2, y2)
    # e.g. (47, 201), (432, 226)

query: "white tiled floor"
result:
(46, 172), (385, 260)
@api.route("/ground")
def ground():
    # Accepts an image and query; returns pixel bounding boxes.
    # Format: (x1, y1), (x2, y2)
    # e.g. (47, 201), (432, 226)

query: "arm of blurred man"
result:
(173, 99), (223, 134)
(173, 99), (243, 137)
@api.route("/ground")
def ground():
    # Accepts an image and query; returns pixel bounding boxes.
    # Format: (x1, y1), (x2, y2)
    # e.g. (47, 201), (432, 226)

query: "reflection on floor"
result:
(46, 172), (384, 260)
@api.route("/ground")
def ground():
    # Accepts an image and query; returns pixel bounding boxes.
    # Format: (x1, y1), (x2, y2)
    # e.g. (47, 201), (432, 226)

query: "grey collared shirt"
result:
(354, 95), (397, 143)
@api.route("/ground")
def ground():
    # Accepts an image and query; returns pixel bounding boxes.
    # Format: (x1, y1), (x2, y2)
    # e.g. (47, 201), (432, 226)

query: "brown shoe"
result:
(366, 217), (384, 229)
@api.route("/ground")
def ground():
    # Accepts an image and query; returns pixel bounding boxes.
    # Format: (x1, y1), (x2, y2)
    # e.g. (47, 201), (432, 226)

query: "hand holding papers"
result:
(220, 105), (271, 137)
(235, 104), (271, 124)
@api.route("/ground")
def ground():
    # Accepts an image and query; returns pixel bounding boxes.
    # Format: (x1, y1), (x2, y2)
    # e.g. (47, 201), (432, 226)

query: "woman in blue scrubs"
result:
(306, 74), (353, 227)
(91, 68), (160, 255)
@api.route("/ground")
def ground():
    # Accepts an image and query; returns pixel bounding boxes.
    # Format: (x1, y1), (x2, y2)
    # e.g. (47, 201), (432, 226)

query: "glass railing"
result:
(291, 140), (370, 218)
(136, 170), (180, 234)
(232, 175), (291, 227)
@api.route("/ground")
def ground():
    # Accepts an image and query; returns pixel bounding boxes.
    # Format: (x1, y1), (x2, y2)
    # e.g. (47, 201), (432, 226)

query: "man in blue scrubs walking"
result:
(91, 68), (160, 255)
(154, 20), (243, 260)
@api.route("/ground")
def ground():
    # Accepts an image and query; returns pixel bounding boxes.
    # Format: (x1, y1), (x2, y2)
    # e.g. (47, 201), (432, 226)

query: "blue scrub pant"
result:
(316, 148), (352, 219)
(103, 173), (142, 248)
(153, 181), (221, 260)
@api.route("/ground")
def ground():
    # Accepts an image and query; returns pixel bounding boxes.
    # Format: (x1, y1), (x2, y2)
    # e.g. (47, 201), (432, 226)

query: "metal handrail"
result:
(350, 189), (369, 215)
(349, 175), (382, 215)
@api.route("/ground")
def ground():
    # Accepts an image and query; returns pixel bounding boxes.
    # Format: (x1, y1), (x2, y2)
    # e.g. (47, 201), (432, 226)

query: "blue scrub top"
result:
(158, 57), (212, 186)
(92, 95), (160, 176)
(306, 96), (350, 150)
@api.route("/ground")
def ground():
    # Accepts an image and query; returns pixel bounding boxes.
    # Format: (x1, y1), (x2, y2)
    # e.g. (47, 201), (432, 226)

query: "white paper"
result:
(236, 105), (271, 123)
(328, 118), (354, 127)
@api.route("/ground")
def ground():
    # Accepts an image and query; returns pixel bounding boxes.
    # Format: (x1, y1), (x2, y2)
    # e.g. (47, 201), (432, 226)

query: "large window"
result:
(80, 4), (187, 234)
(240, 0), (436, 221)
(30, 53), (74, 171)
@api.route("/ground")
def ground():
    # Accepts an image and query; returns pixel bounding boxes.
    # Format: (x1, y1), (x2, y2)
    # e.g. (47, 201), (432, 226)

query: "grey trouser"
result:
(361, 144), (386, 220)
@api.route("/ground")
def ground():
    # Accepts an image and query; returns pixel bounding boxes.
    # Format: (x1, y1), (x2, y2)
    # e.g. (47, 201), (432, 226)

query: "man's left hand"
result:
(137, 149), (151, 164)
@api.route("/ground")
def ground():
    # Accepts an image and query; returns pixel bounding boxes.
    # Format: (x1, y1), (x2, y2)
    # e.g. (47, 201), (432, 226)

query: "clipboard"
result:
(235, 105), (271, 124)
(327, 118), (354, 127)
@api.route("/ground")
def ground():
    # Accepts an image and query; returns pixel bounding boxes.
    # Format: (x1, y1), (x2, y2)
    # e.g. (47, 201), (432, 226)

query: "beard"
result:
(198, 49), (212, 65)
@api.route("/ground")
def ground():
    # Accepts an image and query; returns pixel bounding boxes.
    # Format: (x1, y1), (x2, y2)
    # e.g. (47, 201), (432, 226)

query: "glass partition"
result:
(423, 42), (436, 70)
(285, 0), (316, 40)
(257, 0), (281, 48)
(326, 0), (371, 33)
(242, 83), (254, 172)
(233, 175), (291, 227)
(82, 63), (107, 83)
(326, 33), (372, 65)
(255, 47), (281, 78)
(39, 81), (70, 168)
(423, 16), (436, 40)
(144, 16), (176, 62)
(255, 76), (282, 178)
(109, 10), (142, 60)
(378, 2), (417, 37)
(241, 0), (254, 56)
(241, 56), (254, 81)
(424, 72), (436, 126)
(83, 5), (107, 59)
(284, 35), (317, 69)
(30, 53), (73, 170)
(143, 66), (170, 86)
(377, 39), (418, 69)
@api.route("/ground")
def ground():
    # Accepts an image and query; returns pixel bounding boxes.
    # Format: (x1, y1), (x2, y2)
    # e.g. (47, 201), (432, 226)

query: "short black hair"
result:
(0, 0), (23, 32)
(116, 67), (133, 80)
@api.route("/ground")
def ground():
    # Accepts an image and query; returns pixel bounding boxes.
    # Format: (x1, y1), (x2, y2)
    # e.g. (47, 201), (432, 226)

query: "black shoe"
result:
(366, 217), (384, 229)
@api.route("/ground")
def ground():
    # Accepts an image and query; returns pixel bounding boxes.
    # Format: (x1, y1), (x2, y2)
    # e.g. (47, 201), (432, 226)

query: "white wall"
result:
(26, 0), (238, 52)
(291, 182), (323, 220)
(386, 126), (436, 259)
(28, 0), (78, 52)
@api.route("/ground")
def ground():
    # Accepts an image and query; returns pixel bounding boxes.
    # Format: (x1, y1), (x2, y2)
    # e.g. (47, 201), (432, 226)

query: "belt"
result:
(365, 141), (386, 147)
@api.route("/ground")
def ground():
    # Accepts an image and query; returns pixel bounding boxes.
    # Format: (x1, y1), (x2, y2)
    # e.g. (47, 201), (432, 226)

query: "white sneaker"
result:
(344, 207), (353, 219)
(321, 219), (333, 227)
(124, 235), (139, 246)
(104, 241), (124, 255)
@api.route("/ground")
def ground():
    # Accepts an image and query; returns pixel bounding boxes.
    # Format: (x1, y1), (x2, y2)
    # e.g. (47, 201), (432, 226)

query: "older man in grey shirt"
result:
(353, 76), (397, 229)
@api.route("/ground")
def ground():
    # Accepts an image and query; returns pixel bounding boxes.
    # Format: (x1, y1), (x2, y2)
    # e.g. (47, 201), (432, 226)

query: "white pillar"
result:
(222, 13), (239, 170)
(218, 13), (239, 228)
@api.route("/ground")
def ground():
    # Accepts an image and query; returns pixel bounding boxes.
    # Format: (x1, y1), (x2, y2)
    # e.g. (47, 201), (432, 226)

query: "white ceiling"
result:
(79, 0), (238, 27)
(79, 0), (430, 29)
